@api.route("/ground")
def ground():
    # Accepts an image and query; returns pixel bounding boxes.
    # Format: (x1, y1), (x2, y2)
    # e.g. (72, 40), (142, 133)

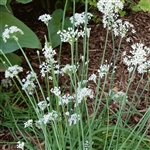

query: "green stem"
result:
(15, 41), (46, 101)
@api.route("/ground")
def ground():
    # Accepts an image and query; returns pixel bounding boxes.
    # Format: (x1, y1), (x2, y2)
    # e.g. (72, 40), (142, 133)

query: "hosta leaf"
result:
(0, 0), (7, 5)
(0, 12), (42, 54)
(0, 4), (12, 13)
(48, 9), (72, 48)
(0, 52), (22, 72)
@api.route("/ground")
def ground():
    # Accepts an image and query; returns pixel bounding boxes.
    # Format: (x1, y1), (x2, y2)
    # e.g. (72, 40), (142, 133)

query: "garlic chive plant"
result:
(1, 0), (150, 149)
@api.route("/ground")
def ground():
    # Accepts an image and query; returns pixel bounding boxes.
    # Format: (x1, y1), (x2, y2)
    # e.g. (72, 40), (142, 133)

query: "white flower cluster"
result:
(109, 89), (128, 104)
(1, 78), (12, 88)
(112, 19), (135, 38)
(112, 91), (127, 100)
(123, 43), (150, 74)
(84, 140), (90, 150)
(61, 64), (77, 75)
(35, 110), (60, 128)
(38, 14), (52, 26)
(97, 0), (123, 29)
(17, 141), (24, 150)
(40, 61), (60, 79)
(39, 42), (61, 79)
(59, 94), (74, 105)
(75, 86), (94, 106)
(50, 81), (94, 106)
(43, 111), (60, 124)
(97, 0), (136, 37)
(98, 62), (112, 78)
(57, 27), (84, 44)
(70, 12), (93, 27)
(50, 87), (74, 105)
(50, 86), (61, 97)
(22, 71), (37, 94)
(37, 100), (50, 111)
(24, 119), (33, 128)
(97, 0), (130, 32)
(68, 113), (80, 126)
(2, 25), (24, 42)
(97, 0), (123, 15)
(5, 65), (23, 78)
(88, 73), (97, 83)
(102, 13), (119, 29)
(42, 42), (56, 62)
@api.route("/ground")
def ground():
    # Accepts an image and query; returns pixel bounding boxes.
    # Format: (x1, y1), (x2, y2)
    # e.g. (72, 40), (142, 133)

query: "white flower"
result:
(110, 90), (128, 104)
(39, 62), (60, 78)
(88, 73), (97, 83)
(25, 71), (37, 81)
(98, 62), (112, 78)
(68, 113), (80, 126)
(97, 0), (123, 15)
(17, 141), (24, 150)
(42, 42), (56, 62)
(75, 86), (94, 106)
(35, 110), (60, 127)
(24, 119), (33, 128)
(1, 78), (12, 88)
(51, 87), (61, 97)
(97, 0), (123, 29)
(112, 91), (127, 99)
(102, 13), (119, 29)
(86, 27), (91, 38)
(112, 19), (135, 38)
(57, 27), (84, 44)
(38, 14), (52, 26)
(35, 119), (43, 129)
(126, 37), (131, 42)
(2, 25), (24, 42)
(5, 65), (23, 78)
(38, 100), (50, 111)
(61, 64), (77, 75)
(42, 110), (60, 124)
(39, 42), (61, 78)
(123, 43), (150, 74)
(22, 71), (37, 94)
(65, 111), (70, 116)
(59, 94), (74, 105)
(70, 12), (93, 27)
(84, 140), (90, 150)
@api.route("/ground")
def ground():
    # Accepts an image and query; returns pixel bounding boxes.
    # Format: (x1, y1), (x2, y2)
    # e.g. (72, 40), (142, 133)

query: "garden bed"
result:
(0, 0), (150, 149)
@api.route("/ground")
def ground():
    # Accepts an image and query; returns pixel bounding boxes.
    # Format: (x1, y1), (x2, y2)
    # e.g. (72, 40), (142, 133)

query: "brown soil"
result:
(0, 0), (150, 149)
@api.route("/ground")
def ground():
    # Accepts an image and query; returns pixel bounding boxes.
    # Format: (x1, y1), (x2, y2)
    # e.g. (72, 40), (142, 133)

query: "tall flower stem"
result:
(16, 41), (46, 101)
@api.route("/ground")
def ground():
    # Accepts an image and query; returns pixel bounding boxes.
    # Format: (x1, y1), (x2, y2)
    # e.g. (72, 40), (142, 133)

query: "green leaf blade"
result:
(0, 0), (7, 5)
(0, 12), (42, 54)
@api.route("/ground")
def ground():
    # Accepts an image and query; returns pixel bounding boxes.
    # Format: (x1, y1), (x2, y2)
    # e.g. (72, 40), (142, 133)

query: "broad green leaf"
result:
(0, 12), (42, 54)
(0, 52), (22, 72)
(16, 0), (32, 4)
(132, 5), (142, 12)
(48, 9), (72, 48)
(138, 0), (150, 12)
(0, 0), (7, 5)
(0, 4), (12, 13)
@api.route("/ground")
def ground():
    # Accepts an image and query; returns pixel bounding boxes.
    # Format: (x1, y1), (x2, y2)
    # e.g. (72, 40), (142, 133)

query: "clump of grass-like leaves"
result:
(0, 0), (150, 150)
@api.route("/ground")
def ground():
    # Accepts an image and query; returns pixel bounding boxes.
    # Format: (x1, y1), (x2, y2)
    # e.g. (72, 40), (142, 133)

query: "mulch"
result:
(0, 0), (150, 149)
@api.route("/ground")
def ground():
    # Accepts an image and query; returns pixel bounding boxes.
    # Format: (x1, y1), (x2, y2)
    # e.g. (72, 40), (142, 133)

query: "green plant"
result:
(132, 0), (150, 12)
(0, 0), (41, 71)
(39, 0), (80, 11)
(48, 9), (72, 48)
(122, 0), (150, 13)
(1, 0), (150, 149)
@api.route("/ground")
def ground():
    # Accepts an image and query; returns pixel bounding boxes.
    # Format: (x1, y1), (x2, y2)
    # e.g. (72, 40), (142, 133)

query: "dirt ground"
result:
(0, 0), (150, 149)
